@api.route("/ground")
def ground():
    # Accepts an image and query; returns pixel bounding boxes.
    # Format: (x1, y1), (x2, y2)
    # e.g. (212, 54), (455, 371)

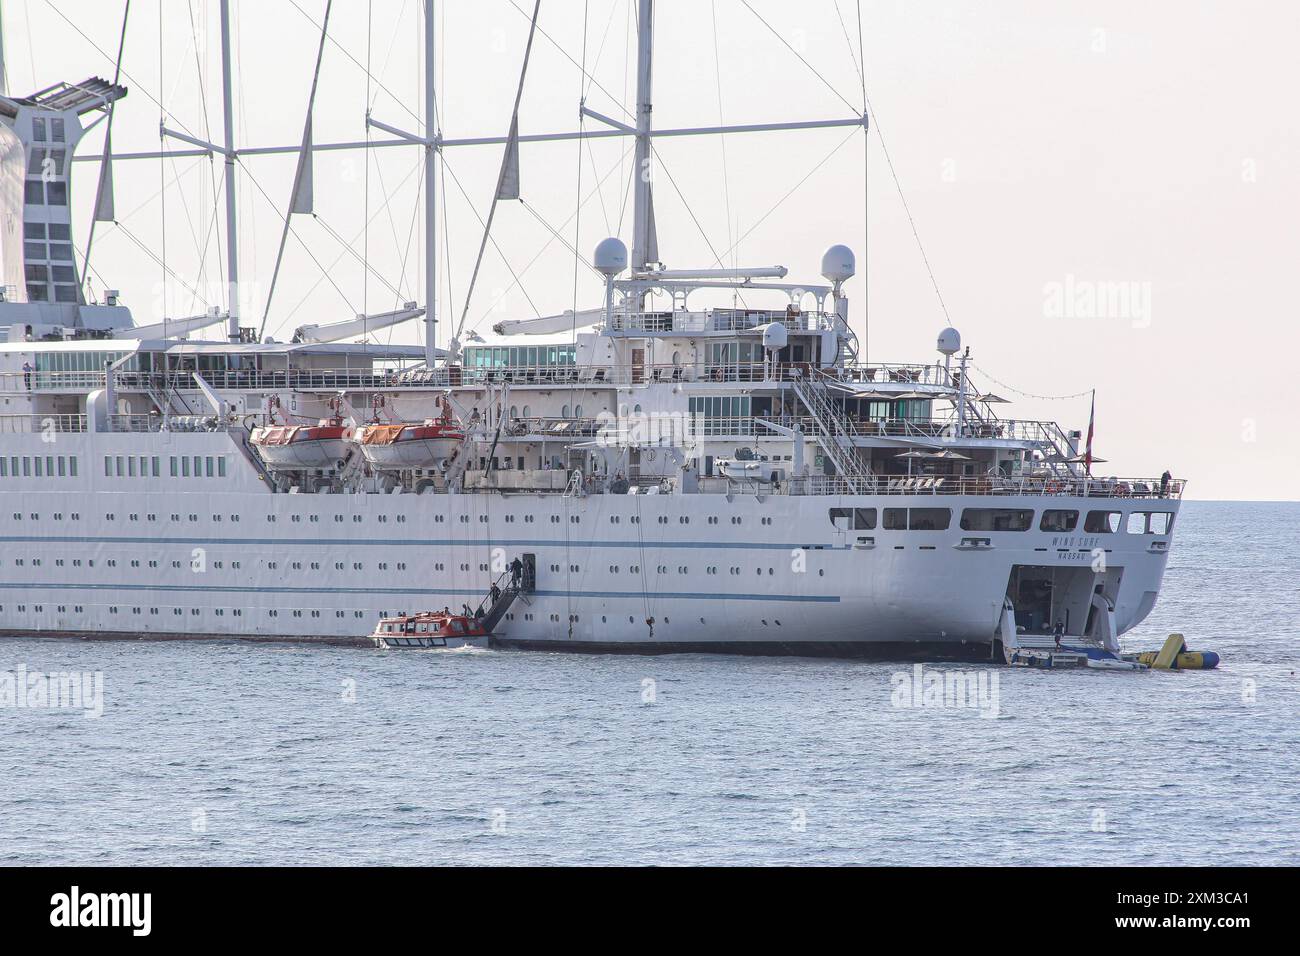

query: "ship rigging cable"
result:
(744, 0), (950, 328)
(440, 154), (539, 321)
(970, 366), (1095, 402)
(455, 0), (544, 348)
(471, 143), (634, 329)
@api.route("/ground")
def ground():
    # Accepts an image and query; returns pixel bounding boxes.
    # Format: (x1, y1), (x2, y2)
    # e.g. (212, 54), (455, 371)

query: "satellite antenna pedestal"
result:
(594, 238), (629, 328)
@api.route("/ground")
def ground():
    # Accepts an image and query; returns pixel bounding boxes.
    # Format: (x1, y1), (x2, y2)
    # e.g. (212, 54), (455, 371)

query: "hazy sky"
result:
(5, 1), (1297, 500)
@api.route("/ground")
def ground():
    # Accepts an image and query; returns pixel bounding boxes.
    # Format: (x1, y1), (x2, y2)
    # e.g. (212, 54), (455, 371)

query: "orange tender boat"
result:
(371, 611), (490, 649)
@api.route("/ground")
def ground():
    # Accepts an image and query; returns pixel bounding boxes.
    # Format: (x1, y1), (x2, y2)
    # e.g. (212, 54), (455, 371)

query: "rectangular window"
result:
(24, 181), (44, 205)
(69, 456), (77, 477)
(853, 508), (877, 530)
(1084, 510), (1121, 534)
(182, 457), (190, 477)
(205, 456), (214, 477)
(34, 457), (42, 477)
(105, 456), (112, 477)
(128, 457), (136, 477)
(908, 508), (951, 531)
(828, 507), (852, 530)
(1127, 511), (1174, 535)
(46, 181), (68, 205)
(887, 508), (951, 531)
(22, 457), (30, 476)
(152, 456), (161, 477)
(193, 455), (202, 477)
(1040, 509), (1078, 532)
(0, 458), (6, 477)
(960, 508), (1033, 532)
(170, 456), (178, 477)
(217, 457), (227, 477)
(115, 455), (124, 477)
(46, 455), (53, 475)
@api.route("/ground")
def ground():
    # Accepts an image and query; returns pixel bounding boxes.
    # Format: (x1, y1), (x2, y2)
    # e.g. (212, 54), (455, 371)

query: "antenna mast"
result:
(219, 0), (240, 342)
(630, 0), (655, 281)
(423, 0), (437, 366)
(0, 0), (7, 98)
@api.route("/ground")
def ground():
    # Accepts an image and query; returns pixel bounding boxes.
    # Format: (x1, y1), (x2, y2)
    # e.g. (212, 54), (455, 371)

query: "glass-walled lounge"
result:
(465, 345), (577, 371)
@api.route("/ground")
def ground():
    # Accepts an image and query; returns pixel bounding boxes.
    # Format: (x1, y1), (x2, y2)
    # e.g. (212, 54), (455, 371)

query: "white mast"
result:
(219, 0), (240, 342)
(423, 0), (437, 367)
(630, 0), (655, 277)
(0, 1), (7, 98)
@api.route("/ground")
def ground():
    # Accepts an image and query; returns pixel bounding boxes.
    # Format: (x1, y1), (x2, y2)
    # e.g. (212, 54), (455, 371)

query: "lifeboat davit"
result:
(250, 417), (355, 471)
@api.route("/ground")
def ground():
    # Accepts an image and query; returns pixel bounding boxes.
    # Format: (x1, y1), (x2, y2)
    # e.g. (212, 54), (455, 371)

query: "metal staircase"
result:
(474, 560), (536, 632)
(789, 374), (872, 493)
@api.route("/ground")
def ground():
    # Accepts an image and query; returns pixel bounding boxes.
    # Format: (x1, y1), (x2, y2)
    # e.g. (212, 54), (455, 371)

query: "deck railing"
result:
(4, 359), (971, 396)
(770, 474), (1184, 499)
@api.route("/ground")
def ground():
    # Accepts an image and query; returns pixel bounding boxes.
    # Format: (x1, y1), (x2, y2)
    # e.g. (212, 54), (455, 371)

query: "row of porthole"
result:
(3, 605), (365, 620)
(3, 510), (782, 528)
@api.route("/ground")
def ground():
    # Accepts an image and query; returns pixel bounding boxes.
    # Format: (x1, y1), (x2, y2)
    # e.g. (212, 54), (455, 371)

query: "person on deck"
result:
(1053, 621), (1064, 650)
(1160, 470), (1172, 497)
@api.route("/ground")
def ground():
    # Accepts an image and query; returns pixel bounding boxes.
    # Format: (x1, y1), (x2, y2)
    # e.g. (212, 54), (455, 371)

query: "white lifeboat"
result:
(357, 397), (464, 472)
(250, 416), (355, 471)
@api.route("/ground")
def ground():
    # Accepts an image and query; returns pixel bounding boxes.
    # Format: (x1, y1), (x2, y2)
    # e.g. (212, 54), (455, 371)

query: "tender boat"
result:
(371, 610), (490, 649)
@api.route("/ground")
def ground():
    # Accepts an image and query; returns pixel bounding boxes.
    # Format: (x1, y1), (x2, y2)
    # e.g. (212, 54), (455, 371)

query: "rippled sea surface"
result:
(2, 500), (1297, 866)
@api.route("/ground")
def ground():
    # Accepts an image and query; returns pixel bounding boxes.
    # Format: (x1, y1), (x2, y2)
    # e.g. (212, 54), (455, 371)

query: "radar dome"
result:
(759, 322), (788, 351)
(820, 244), (856, 283)
(594, 237), (628, 277)
(937, 327), (961, 355)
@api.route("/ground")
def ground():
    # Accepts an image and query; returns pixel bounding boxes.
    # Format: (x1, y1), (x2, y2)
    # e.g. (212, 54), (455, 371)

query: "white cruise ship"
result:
(0, 2), (1181, 657)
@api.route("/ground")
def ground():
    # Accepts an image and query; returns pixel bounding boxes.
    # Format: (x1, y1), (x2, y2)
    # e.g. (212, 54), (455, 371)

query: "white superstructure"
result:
(0, 2), (1181, 657)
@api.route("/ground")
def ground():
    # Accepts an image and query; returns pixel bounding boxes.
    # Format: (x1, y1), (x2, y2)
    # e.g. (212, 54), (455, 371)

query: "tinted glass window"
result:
(1084, 510), (1121, 533)
(961, 508), (1033, 531)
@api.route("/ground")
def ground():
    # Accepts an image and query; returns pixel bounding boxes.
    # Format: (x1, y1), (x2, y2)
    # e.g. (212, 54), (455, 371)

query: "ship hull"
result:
(0, 434), (1177, 657)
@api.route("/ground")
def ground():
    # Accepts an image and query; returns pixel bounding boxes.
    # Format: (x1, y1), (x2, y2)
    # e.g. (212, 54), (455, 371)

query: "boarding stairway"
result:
(472, 558), (536, 632)
(790, 374), (873, 494)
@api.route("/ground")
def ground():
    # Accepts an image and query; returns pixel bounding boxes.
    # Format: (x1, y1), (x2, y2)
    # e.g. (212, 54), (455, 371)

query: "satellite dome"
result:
(594, 237), (628, 277)
(759, 322), (788, 351)
(937, 327), (961, 355)
(820, 244), (856, 283)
